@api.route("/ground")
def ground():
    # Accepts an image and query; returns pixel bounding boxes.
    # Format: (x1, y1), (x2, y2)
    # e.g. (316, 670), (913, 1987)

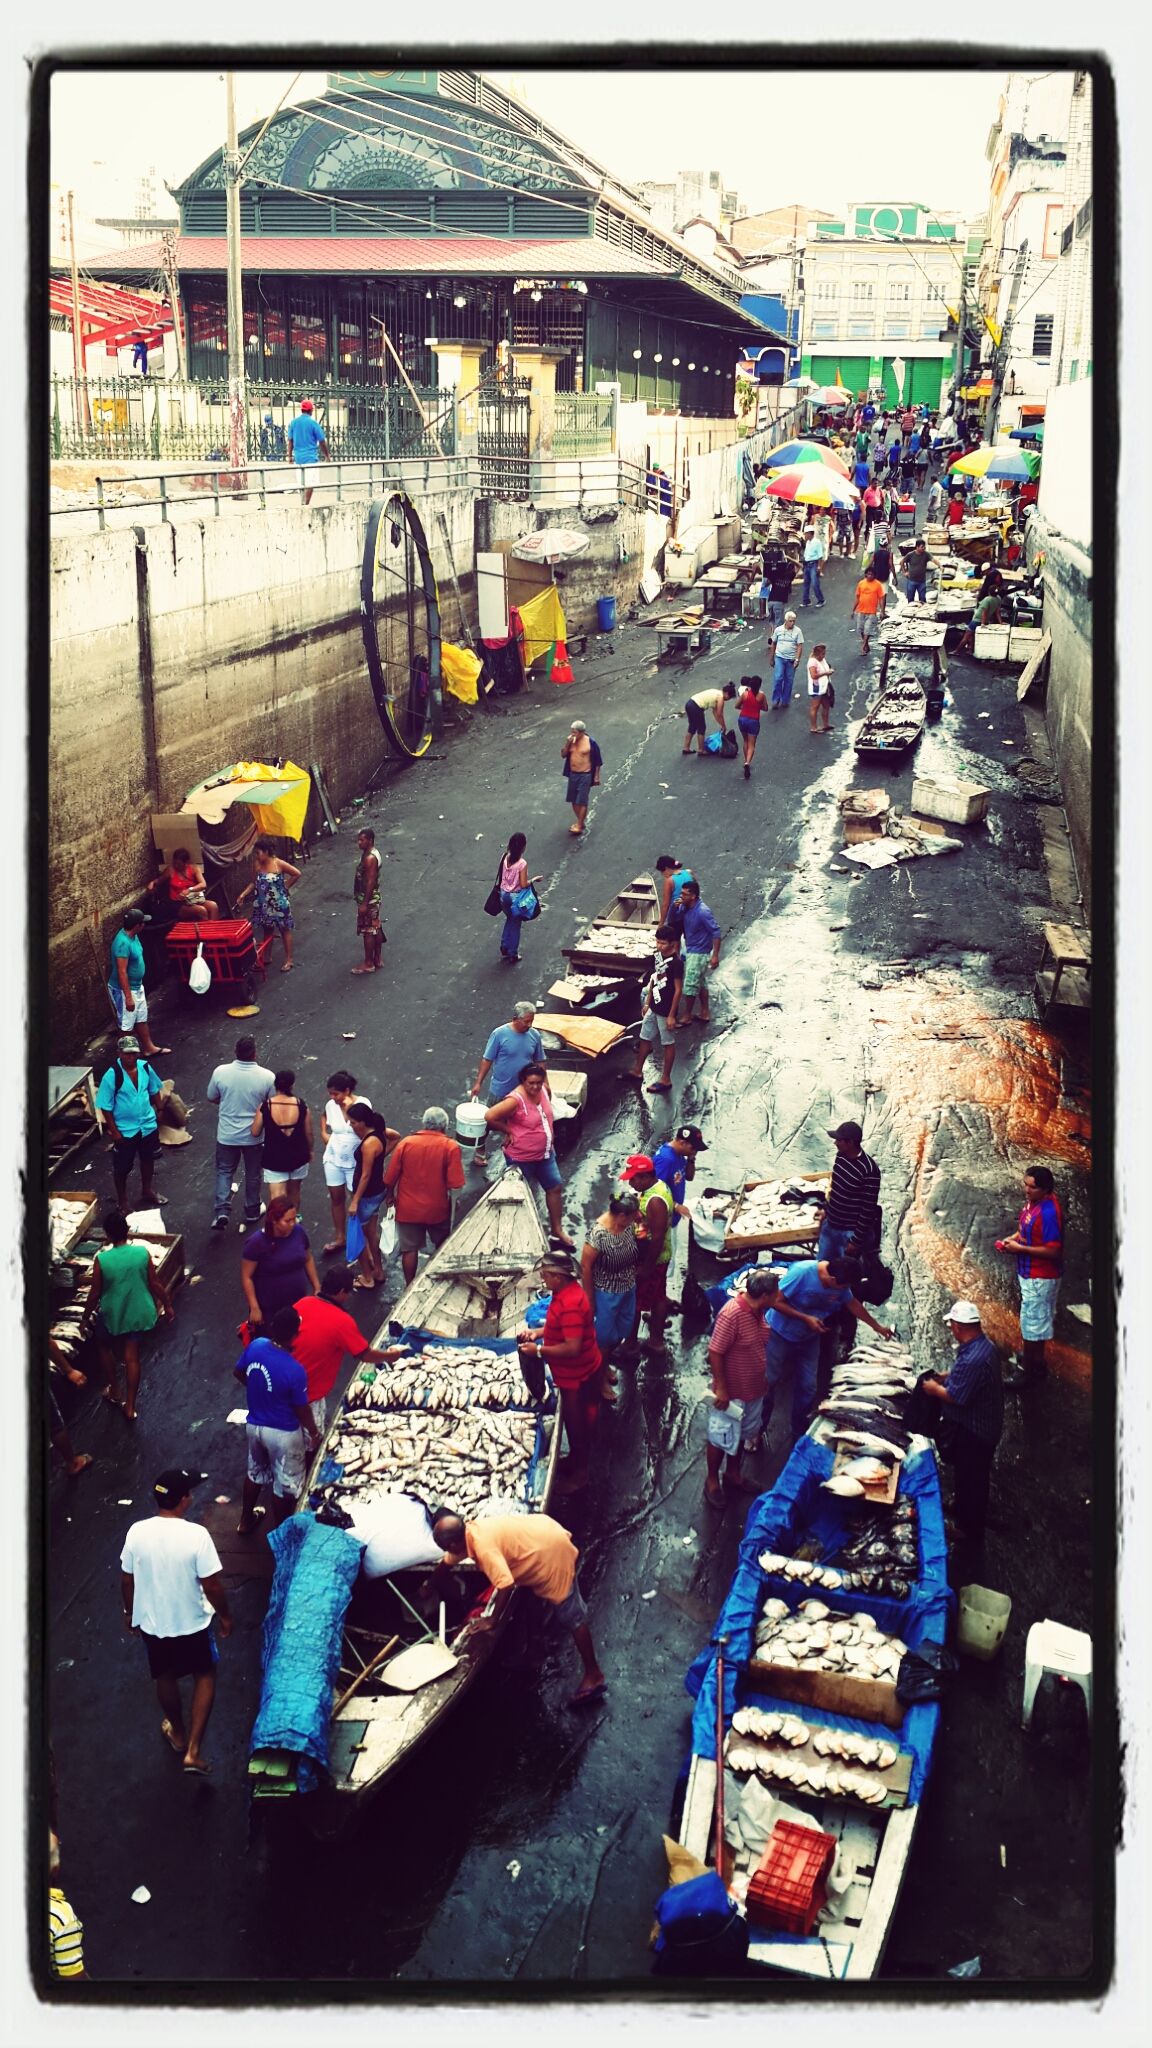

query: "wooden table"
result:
(654, 621), (714, 656)
(1035, 922), (1091, 1017)
(877, 619), (949, 687)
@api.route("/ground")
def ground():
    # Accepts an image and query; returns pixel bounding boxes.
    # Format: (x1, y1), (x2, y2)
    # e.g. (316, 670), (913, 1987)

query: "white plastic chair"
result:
(1021, 1618), (1092, 1730)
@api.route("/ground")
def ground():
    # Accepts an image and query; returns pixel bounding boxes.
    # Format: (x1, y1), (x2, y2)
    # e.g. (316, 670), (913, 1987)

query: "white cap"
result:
(943, 1300), (982, 1325)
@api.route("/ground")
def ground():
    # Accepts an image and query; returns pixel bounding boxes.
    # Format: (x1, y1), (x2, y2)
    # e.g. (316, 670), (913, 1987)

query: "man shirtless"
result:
(560, 721), (602, 836)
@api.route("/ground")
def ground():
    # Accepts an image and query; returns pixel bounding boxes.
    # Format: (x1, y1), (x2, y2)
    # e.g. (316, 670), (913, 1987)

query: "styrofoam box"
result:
(911, 774), (990, 826)
(974, 625), (1011, 659)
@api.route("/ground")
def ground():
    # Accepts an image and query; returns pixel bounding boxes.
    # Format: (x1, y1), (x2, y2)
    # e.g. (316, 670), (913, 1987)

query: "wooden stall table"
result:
(48, 1066), (102, 1177)
(694, 567), (744, 615)
(876, 617), (949, 688)
(1035, 923), (1091, 1018)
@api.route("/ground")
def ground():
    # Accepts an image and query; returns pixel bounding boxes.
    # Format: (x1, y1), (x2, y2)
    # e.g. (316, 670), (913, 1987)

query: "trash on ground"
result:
(948, 1957), (981, 1978)
(506, 1860), (521, 1881)
(641, 1589), (658, 1600)
(131, 1887), (152, 1905)
(1068, 1303), (1092, 1325)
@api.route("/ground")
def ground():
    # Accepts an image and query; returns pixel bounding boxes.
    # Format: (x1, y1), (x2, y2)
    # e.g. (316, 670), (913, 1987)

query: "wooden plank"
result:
(681, 1753), (717, 1866)
(844, 1804), (918, 1979)
(1016, 627), (1052, 700)
(1043, 921), (1090, 964)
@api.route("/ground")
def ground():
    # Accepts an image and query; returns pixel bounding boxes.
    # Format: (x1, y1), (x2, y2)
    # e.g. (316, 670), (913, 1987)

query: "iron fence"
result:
(50, 374), (455, 464)
(476, 374), (532, 500)
(553, 390), (616, 457)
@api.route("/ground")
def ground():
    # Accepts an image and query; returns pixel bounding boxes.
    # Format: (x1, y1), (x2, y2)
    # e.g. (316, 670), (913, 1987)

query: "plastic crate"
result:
(746, 1821), (837, 1936)
(911, 773), (990, 826)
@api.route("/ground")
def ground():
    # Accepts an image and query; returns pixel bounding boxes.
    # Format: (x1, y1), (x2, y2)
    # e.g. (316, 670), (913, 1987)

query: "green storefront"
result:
(804, 355), (945, 410)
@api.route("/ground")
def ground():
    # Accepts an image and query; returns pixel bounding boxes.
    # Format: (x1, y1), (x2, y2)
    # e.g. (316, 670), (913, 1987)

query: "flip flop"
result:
(353, 1276), (379, 1291)
(161, 1718), (186, 1756)
(147, 1046), (173, 1056)
(703, 1484), (726, 1509)
(321, 1241), (346, 1256)
(567, 1682), (608, 1708)
(647, 1081), (672, 1094)
(350, 965), (376, 975)
(280, 963), (295, 974)
(182, 1757), (213, 1776)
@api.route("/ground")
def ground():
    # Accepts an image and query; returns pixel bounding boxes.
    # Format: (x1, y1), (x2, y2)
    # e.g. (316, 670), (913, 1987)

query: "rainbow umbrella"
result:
(759, 464), (859, 509)
(949, 443), (1000, 477)
(764, 438), (851, 478)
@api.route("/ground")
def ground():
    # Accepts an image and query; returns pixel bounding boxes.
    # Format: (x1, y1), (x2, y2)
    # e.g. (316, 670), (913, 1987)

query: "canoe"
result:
(248, 1176), (561, 1829)
(854, 676), (927, 758)
(562, 872), (662, 977)
(675, 1335), (950, 1980)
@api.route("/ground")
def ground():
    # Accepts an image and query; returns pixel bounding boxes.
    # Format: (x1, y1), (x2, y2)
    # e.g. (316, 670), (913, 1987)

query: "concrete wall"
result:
(1027, 509), (1092, 915)
(1038, 378), (1092, 550)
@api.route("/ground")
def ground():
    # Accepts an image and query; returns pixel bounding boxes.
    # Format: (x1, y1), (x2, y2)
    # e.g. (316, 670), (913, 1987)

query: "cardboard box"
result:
(747, 1657), (904, 1730)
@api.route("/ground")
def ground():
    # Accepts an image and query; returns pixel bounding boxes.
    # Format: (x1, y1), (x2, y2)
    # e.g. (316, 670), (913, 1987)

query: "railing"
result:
(50, 373), (455, 464)
(553, 390), (616, 456)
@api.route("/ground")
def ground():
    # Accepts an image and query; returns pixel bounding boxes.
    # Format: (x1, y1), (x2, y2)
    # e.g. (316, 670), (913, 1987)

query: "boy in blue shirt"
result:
(234, 1305), (319, 1531)
(765, 1256), (895, 1440)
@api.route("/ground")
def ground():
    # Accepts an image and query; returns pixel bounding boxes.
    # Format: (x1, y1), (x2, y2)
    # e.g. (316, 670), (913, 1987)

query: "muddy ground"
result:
(46, 534), (1102, 1995)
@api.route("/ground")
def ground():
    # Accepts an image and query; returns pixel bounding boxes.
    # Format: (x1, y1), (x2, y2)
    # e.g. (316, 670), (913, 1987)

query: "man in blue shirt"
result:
(765, 1256), (896, 1440)
(233, 1305), (319, 1532)
(469, 1002), (547, 1166)
(669, 881), (722, 1028)
(906, 1300), (1004, 1548)
(207, 1036), (276, 1231)
(286, 399), (329, 505)
(852, 457), (872, 495)
(96, 1036), (165, 1211)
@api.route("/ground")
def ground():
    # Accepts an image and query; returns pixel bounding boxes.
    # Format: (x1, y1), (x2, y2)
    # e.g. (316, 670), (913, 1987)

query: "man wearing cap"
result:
(908, 1303), (1004, 1549)
(106, 907), (169, 1059)
(560, 720), (602, 837)
(96, 1038), (166, 1212)
(120, 1469), (233, 1776)
(764, 1256), (896, 1440)
(818, 1120), (882, 1263)
(286, 397), (329, 504)
(652, 1125), (707, 1294)
(619, 1155), (674, 1358)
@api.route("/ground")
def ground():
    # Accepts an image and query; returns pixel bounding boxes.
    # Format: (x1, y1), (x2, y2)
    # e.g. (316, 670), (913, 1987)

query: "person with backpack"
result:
(95, 1036), (166, 1212)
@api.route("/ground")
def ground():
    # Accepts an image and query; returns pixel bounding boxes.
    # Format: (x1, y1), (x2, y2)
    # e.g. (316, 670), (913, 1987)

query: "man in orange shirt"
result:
(430, 1508), (607, 1706)
(851, 569), (887, 655)
(383, 1105), (466, 1286)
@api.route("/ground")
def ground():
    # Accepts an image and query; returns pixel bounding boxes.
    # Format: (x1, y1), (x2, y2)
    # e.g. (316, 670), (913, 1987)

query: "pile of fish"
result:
(726, 1177), (829, 1240)
(321, 1406), (540, 1518)
(49, 1197), (94, 1261)
(726, 1706), (899, 1806)
(833, 1497), (920, 1579)
(344, 1344), (531, 1415)
(752, 1593), (908, 1684)
(573, 922), (658, 959)
(821, 1340), (921, 1431)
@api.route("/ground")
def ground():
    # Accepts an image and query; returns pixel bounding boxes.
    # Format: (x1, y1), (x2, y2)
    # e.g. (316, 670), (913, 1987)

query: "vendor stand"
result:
(48, 1066), (102, 1178)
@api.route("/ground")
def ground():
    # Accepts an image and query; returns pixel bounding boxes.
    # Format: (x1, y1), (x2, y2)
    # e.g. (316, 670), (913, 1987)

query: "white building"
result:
(799, 201), (974, 413)
(979, 74), (1074, 433)
(638, 169), (742, 236)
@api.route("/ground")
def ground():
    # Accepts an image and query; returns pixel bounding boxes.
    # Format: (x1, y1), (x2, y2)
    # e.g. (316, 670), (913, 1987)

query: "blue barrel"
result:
(597, 595), (617, 633)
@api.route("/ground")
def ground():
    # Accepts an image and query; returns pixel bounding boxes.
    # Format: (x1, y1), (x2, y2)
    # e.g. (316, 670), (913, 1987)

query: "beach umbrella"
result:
(760, 464), (859, 508)
(1009, 423), (1044, 442)
(511, 527), (590, 563)
(763, 439), (851, 477)
(949, 444), (999, 477)
(982, 447), (1041, 482)
(809, 385), (853, 407)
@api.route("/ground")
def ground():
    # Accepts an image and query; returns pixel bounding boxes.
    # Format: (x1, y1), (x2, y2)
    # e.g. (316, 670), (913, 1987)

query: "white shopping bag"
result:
(188, 942), (212, 995)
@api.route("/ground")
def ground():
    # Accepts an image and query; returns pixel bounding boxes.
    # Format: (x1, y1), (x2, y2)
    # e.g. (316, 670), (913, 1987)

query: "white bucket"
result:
(455, 1099), (488, 1147)
(957, 1584), (1012, 1661)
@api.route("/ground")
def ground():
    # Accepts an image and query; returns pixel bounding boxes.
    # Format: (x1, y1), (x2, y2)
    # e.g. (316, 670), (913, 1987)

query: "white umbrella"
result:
(512, 527), (590, 564)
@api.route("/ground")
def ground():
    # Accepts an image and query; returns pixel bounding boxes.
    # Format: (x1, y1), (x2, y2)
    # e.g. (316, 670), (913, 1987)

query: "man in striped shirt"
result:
(818, 1120), (881, 1261)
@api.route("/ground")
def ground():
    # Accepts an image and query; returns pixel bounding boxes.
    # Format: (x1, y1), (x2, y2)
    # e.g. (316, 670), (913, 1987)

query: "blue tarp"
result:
(704, 1252), (813, 1325)
(684, 1435), (953, 1806)
(249, 1513), (365, 1793)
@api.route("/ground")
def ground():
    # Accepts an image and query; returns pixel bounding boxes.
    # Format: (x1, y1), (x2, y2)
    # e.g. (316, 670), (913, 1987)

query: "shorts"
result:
(357, 1192), (384, 1222)
(246, 1422), (307, 1498)
(112, 1128), (160, 1177)
(141, 1625), (217, 1681)
(594, 1284), (637, 1352)
(706, 1394), (765, 1456)
(109, 984), (148, 1028)
(683, 953), (710, 997)
(1019, 1276), (1060, 1342)
(737, 715), (761, 737)
(323, 1156), (357, 1190)
(356, 900), (382, 936)
(92, 1313), (155, 1345)
(397, 1217), (452, 1255)
(550, 1579), (589, 1632)
(640, 1007), (676, 1048)
(310, 1395), (330, 1432)
(566, 770), (594, 809)
(636, 1262), (670, 1315)
(509, 1153), (562, 1193)
(685, 700), (707, 735)
(853, 609), (880, 631)
(264, 1161), (309, 1185)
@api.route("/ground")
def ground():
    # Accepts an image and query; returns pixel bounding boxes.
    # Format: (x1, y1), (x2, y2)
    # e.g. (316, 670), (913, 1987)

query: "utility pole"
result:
(224, 72), (247, 473)
(66, 190), (91, 434)
(989, 240), (1028, 440)
(160, 230), (188, 381)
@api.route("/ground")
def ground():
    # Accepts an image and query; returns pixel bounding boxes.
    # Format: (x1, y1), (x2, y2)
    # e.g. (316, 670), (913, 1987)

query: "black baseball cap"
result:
(153, 1468), (207, 1504)
(828, 1120), (863, 1144)
(675, 1124), (708, 1150)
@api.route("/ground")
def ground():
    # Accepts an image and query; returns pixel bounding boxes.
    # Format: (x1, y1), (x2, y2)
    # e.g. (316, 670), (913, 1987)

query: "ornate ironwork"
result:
(48, 374), (454, 464)
(476, 373), (532, 499)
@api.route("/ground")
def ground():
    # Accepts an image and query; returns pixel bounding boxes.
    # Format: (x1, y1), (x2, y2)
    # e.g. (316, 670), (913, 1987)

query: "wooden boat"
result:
(561, 871), (662, 978)
(675, 1340), (948, 1980)
(250, 1176), (561, 1829)
(853, 676), (927, 759)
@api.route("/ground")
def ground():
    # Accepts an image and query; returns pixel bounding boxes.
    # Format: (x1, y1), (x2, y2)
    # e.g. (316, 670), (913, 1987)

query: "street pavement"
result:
(46, 509), (1099, 1990)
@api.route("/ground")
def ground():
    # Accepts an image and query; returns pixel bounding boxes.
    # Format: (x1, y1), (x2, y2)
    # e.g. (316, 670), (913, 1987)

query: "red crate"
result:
(165, 920), (273, 988)
(746, 1821), (837, 1936)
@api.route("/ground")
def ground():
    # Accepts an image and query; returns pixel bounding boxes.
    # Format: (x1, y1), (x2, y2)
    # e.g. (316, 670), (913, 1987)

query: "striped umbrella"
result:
(809, 385), (853, 407)
(763, 438), (851, 478)
(759, 464), (859, 509)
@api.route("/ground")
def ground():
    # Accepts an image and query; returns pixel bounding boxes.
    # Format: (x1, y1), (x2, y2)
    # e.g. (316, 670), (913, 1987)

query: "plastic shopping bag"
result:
(344, 1210), (367, 1262)
(188, 942), (212, 995)
(377, 1209), (398, 1262)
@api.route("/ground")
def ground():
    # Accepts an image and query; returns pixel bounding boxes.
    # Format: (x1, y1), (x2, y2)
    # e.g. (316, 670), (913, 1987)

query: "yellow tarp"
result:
(232, 760), (312, 842)
(440, 641), (483, 705)
(516, 584), (568, 670)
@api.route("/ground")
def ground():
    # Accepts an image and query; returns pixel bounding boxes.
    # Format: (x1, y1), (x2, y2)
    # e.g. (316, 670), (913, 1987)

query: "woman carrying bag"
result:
(488, 832), (543, 966)
(345, 1102), (401, 1291)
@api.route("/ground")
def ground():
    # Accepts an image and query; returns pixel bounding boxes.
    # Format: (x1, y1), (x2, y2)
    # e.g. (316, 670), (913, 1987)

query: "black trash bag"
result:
(721, 729), (739, 759)
(896, 1639), (961, 1705)
(679, 1270), (713, 1328)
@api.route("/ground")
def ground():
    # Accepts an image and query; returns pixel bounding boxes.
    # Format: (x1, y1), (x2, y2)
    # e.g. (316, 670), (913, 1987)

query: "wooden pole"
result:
(371, 317), (446, 457)
(714, 1634), (728, 1882)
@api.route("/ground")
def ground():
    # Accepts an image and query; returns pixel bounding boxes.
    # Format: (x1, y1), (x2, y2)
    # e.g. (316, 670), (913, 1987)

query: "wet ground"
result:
(46, 513), (1102, 1994)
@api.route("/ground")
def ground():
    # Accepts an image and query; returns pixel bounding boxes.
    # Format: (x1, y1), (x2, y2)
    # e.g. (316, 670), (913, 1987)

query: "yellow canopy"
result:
(516, 584), (568, 670)
(184, 761), (312, 842)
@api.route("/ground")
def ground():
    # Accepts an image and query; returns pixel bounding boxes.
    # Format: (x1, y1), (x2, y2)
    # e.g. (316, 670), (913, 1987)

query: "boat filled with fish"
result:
(675, 1333), (953, 1979)
(246, 1176), (560, 1828)
(853, 676), (927, 759)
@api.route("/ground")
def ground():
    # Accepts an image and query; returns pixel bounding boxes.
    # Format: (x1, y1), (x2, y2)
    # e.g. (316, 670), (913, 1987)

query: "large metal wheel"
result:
(360, 494), (441, 760)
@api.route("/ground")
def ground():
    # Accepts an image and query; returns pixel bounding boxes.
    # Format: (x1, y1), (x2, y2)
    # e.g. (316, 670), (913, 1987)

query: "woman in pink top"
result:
(496, 831), (543, 966)
(484, 1060), (572, 1246)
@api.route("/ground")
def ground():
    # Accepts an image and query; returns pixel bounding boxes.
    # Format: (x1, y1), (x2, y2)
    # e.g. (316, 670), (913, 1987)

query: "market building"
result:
(798, 201), (983, 411)
(978, 73), (1073, 435)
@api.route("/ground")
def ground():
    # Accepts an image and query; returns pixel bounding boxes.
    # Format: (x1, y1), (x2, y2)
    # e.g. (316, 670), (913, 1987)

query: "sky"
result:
(47, 62), (1012, 258)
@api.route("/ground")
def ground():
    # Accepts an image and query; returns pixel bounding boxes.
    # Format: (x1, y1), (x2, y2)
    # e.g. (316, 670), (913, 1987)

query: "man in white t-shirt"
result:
(120, 1468), (232, 1776)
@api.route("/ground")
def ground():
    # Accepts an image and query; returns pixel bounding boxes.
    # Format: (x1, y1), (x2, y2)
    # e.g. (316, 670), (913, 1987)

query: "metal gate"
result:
(476, 374), (532, 500)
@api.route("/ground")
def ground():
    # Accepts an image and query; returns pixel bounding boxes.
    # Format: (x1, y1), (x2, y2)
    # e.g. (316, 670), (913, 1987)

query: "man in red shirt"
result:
(292, 1267), (402, 1426)
(704, 1270), (780, 1506)
(383, 1106), (466, 1287)
(945, 492), (966, 528)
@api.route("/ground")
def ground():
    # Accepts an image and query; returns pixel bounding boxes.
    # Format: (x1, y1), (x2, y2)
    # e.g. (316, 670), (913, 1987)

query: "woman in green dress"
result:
(80, 1210), (174, 1422)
